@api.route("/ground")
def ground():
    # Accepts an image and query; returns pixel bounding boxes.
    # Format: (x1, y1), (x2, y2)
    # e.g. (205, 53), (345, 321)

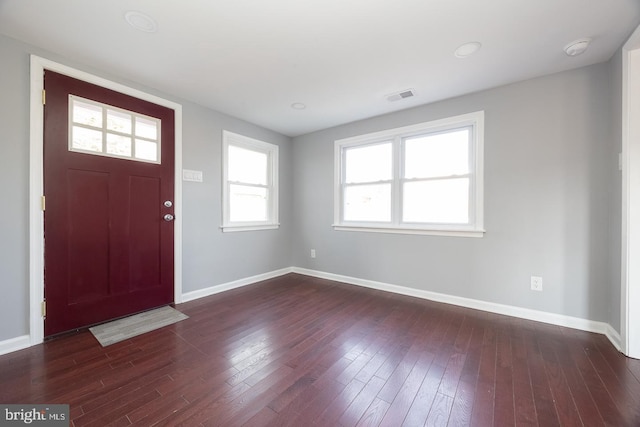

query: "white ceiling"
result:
(1, 0), (639, 137)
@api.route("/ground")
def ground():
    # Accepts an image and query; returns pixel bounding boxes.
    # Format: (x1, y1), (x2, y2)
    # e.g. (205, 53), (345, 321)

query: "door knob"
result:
(164, 200), (173, 208)
(163, 214), (175, 222)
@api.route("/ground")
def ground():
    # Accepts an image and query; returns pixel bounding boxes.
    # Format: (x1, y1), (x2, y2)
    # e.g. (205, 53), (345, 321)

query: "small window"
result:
(222, 131), (279, 232)
(334, 111), (484, 237)
(69, 95), (161, 163)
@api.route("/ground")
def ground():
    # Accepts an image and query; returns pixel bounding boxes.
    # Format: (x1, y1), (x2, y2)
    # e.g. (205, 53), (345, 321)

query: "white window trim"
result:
(221, 130), (279, 232)
(333, 111), (485, 238)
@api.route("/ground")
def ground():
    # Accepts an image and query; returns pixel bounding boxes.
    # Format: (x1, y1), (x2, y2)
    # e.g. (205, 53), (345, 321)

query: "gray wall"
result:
(0, 34), (293, 341)
(0, 35), (31, 341)
(291, 61), (618, 323)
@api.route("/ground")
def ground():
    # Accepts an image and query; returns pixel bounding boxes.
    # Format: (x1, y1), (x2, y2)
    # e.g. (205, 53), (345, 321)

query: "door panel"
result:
(44, 71), (175, 336)
(128, 175), (161, 290)
(66, 169), (110, 304)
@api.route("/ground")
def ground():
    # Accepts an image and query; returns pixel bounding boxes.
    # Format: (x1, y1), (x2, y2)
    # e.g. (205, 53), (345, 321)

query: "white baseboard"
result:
(0, 335), (31, 356)
(292, 267), (616, 339)
(181, 267), (293, 303)
(0, 266), (624, 357)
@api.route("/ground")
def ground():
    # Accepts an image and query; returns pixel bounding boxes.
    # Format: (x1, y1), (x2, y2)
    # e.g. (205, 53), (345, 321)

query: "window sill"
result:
(332, 224), (485, 238)
(221, 224), (280, 233)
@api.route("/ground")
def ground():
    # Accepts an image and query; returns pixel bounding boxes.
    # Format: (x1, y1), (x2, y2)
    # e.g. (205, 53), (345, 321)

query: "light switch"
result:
(183, 169), (203, 182)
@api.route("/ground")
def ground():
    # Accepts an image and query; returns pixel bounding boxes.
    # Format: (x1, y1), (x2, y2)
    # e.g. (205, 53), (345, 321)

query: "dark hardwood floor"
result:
(1, 273), (639, 426)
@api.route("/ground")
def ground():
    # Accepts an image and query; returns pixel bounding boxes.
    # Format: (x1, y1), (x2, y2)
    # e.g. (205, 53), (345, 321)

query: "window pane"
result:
(136, 117), (158, 139)
(403, 178), (469, 224)
(106, 133), (132, 156)
(72, 126), (103, 152)
(344, 184), (391, 222)
(107, 109), (132, 134)
(135, 139), (158, 162)
(229, 145), (268, 185)
(229, 184), (268, 222)
(345, 143), (392, 183)
(72, 100), (102, 127)
(404, 129), (469, 179)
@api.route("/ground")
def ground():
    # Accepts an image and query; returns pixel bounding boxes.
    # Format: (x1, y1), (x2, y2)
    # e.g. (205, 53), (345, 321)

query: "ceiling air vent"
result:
(386, 89), (416, 102)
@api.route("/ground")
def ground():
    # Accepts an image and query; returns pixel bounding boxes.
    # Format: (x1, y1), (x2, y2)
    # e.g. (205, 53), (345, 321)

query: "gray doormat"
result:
(89, 306), (188, 347)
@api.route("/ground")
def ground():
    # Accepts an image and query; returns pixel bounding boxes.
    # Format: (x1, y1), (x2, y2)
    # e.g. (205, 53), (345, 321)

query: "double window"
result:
(334, 111), (484, 237)
(222, 131), (279, 232)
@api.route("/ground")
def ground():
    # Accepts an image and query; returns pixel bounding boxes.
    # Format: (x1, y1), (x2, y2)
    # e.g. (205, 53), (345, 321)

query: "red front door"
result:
(43, 71), (175, 336)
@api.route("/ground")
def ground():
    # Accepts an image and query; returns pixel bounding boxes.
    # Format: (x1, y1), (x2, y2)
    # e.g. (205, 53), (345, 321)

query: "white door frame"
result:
(622, 26), (640, 359)
(29, 56), (183, 344)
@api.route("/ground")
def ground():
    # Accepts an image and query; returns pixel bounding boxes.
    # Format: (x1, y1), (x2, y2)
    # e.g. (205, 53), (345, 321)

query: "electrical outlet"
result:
(531, 276), (543, 291)
(310, 249), (316, 258)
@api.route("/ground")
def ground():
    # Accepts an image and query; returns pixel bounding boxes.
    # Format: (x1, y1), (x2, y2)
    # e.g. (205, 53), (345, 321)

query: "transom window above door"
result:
(69, 95), (161, 163)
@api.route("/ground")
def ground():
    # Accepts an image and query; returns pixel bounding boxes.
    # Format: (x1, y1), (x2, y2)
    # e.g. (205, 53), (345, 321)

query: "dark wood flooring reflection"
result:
(1, 273), (639, 426)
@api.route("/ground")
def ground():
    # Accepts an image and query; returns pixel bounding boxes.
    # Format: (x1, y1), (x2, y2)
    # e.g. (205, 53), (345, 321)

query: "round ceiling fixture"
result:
(291, 102), (306, 110)
(124, 11), (158, 33)
(564, 38), (591, 57)
(454, 42), (482, 58)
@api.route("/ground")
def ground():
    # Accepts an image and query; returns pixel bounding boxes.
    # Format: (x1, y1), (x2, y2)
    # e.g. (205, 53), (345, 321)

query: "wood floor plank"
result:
(378, 351), (434, 426)
(493, 327), (515, 426)
(425, 391), (455, 426)
(0, 273), (637, 426)
(402, 361), (445, 426)
(446, 378), (476, 427)
(356, 397), (391, 427)
(470, 324), (497, 426)
(338, 375), (387, 426)
(314, 378), (367, 426)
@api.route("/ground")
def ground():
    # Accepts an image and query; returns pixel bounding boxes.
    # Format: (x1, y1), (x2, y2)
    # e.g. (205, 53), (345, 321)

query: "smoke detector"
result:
(564, 38), (591, 57)
(387, 89), (416, 102)
(454, 42), (482, 58)
(124, 11), (158, 33)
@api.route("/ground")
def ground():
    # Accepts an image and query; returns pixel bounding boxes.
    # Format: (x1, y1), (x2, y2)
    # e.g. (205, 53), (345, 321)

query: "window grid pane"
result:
(135, 117), (158, 139)
(106, 133), (132, 157)
(229, 184), (268, 222)
(402, 178), (470, 224)
(72, 100), (102, 128)
(71, 126), (103, 153)
(404, 128), (470, 179)
(345, 142), (392, 183)
(106, 109), (132, 134)
(343, 183), (391, 222)
(228, 145), (268, 185)
(134, 139), (158, 162)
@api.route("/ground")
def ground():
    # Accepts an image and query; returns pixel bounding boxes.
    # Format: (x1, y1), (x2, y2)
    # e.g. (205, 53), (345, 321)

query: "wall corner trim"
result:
(605, 324), (623, 353)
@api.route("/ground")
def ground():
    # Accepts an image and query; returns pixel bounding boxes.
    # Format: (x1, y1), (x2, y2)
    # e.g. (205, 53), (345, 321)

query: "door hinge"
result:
(42, 89), (46, 105)
(41, 195), (46, 211)
(41, 300), (46, 317)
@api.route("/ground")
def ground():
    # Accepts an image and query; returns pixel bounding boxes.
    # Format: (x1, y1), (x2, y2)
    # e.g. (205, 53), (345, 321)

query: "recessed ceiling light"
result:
(291, 103), (306, 110)
(564, 38), (591, 57)
(124, 11), (158, 33)
(454, 42), (482, 58)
